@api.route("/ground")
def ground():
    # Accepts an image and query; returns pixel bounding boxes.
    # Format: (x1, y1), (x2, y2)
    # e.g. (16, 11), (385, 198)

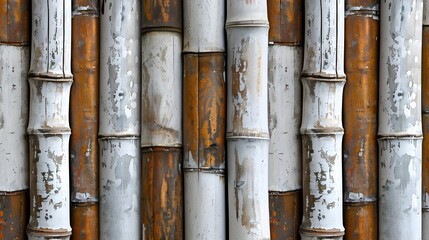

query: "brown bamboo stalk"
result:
(422, 1), (429, 238)
(343, 1), (379, 239)
(70, 1), (99, 239)
(0, 0), (30, 239)
(141, 1), (183, 238)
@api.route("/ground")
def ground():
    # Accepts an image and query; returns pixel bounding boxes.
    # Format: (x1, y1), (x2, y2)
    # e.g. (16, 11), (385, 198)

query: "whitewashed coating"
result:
(141, 32), (182, 147)
(0, 46), (29, 191)
(99, 138), (141, 239)
(99, 0), (140, 136)
(184, 171), (226, 240)
(226, 0), (268, 25)
(29, 0), (72, 78)
(227, 139), (270, 240)
(379, 0), (423, 136)
(268, 45), (302, 192)
(302, 0), (345, 78)
(183, 0), (225, 52)
(226, 26), (269, 137)
(378, 138), (422, 239)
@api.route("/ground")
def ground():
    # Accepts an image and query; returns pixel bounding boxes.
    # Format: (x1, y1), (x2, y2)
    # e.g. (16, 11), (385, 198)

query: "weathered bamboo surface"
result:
(300, 0), (345, 239)
(183, 53), (226, 239)
(0, 0), (30, 44)
(0, 191), (28, 240)
(141, 1), (183, 238)
(267, 0), (303, 45)
(378, 1), (423, 239)
(343, 1), (379, 239)
(99, 0), (141, 238)
(269, 190), (301, 240)
(27, 0), (72, 239)
(70, 1), (99, 239)
(226, 0), (270, 238)
(422, 1), (429, 239)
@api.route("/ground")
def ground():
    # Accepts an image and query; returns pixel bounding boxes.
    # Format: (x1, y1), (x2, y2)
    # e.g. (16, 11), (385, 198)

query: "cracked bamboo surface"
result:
(300, 1), (345, 239)
(378, 1), (423, 239)
(70, 0), (100, 239)
(343, 1), (379, 239)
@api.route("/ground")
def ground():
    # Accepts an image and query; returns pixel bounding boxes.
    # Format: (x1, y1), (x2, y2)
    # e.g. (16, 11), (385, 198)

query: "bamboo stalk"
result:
(141, 1), (183, 238)
(183, 1), (226, 239)
(422, 0), (429, 239)
(267, 1), (303, 239)
(300, 1), (345, 239)
(343, 1), (379, 239)
(99, 0), (141, 238)
(226, 1), (270, 239)
(378, 1), (423, 239)
(27, 0), (72, 239)
(70, 1), (99, 239)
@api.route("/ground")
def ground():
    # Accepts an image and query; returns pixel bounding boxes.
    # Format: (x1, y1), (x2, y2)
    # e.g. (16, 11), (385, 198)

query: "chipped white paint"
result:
(302, 0), (345, 78)
(99, 138), (141, 239)
(184, 171), (226, 240)
(227, 139), (270, 240)
(0, 45), (29, 191)
(99, 0), (140, 137)
(183, 0), (225, 52)
(379, 1), (423, 239)
(268, 45), (302, 192)
(378, 138), (422, 239)
(226, 1), (270, 238)
(29, 0), (72, 78)
(27, 79), (72, 238)
(141, 32), (182, 147)
(99, 1), (141, 238)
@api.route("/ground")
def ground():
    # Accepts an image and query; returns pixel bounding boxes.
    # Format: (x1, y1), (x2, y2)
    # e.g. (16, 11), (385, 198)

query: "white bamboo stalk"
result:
(99, 0), (141, 238)
(226, 1), (270, 238)
(0, 45), (29, 192)
(141, 31), (182, 148)
(268, 45), (302, 192)
(183, 0), (225, 53)
(27, 0), (72, 238)
(300, 0), (345, 239)
(378, 1), (423, 239)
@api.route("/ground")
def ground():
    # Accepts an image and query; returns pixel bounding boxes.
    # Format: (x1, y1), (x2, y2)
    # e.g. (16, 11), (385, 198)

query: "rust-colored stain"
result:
(73, 0), (99, 11)
(142, 0), (182, 32)
(343, 14), (379, 199)
(183, 53), (226, 169)
(269, 190), (302, 240)
(142, 147), (183, 240)
(267, 0), (303, 44)
(345, 0), (378, 10)
(71, 203), (99, 240)
(0, 191), (28, 240)
(0, 0), (30, 44)
(344, 203), (378, 240)
(423, 26), (429, 210)
(70, 15), (100, 202)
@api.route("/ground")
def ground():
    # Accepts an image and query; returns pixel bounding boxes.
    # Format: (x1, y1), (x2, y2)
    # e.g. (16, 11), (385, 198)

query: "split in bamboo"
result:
(300, 1), (345, 239)
(422, 1), (429, 239)
(343, 1), (379, 239)
(99, 0), (141, 238)
(378, 1), (423, 239)
(70, 1), (100, 239)
(226, 0), (270, 239)
(26, 0), (72, 239)
(141, 1), (183, 238)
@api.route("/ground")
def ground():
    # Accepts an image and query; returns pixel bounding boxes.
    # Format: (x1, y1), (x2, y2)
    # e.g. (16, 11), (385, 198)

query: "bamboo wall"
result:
(0, 0), (428, 239)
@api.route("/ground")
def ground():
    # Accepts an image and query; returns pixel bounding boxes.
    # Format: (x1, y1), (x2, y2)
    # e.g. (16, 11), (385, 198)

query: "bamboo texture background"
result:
(0, 0), (427, 239)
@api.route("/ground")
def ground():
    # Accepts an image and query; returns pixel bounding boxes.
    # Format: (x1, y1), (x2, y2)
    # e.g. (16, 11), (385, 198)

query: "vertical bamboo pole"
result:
(226, 1), (270, 239)
(423, 1), (429, 238)
(141, 0), (183, 238)
(343, 1), (379, 239)
(183, 1), (226, 239)
(0, 1), (30, 239)
(378, 1), (423, 239)
(99, 0), (141, 238)
(27, 0), (72, 239)
(70, 0), (99, 239)
(267, 0), (303, 239)
(300, 0), (345, 239)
